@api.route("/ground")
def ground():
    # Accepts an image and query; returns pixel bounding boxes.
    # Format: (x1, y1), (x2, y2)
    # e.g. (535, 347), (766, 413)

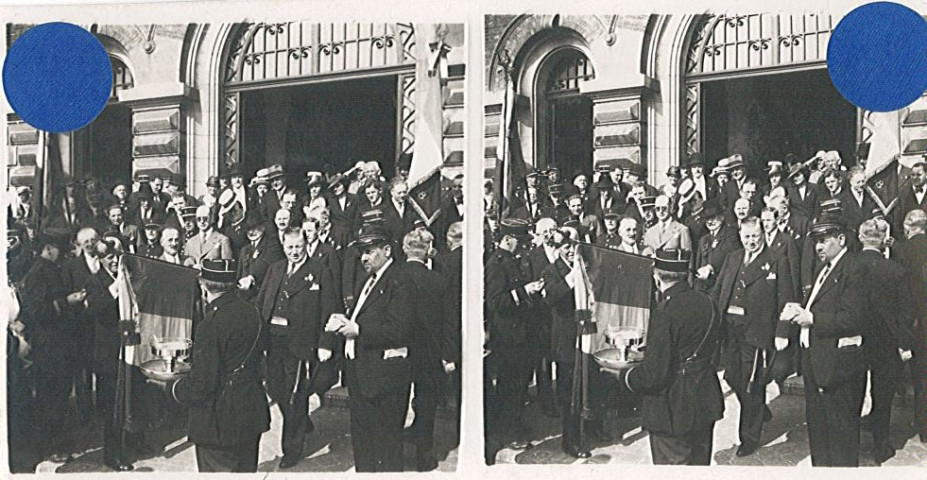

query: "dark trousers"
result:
(725, 323), (767, 446)
(555, 361), (581, 449)
(194, 438), (260, 472)
(869, 347), (903, 445)
(911, 343), (927, 439)
(410, 371), (440, 461)
(494, 345), (532, 437)
(266, 333), (311, 458)
(33, 354), (76, 454)
(649, 423), (715, 465)
(96, 374), (127, 465)
(802, 351), (866, 467)
(348, 386), (411, 472)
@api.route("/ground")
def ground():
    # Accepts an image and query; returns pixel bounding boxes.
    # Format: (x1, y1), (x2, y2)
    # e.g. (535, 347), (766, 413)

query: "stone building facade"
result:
(484, 13), (927, 186)
(7, 22), (465, 197)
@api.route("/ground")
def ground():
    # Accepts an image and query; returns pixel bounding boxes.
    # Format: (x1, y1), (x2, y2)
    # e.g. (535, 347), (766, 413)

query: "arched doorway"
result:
(683, 14), (858, 176)
(537, 48), (595, 181)
(220, 22), (417, 184)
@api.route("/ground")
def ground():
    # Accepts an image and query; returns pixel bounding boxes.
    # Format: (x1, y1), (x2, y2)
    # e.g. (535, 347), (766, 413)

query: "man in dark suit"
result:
(694, 201), (739, 291)
(434, 174), (464, 253)
(434, 221), (463, 427)
(382, 177), (418, 245)
(540, 228), (591, 458)
(522, 217), (559, 416)
(484, 219), (544, 453)
(894, 208), (927, 444)
(236, 217), (284, 301)
(838, 167), (876, 242)
(897, 161), (927, 232)
(130, 189), (165, 229)
(400, 229), (448, 471)
(152, 260), (270, 472)
(857, 219), (915, 463)
(761, 206), (803, 299)
(775, 215), (869, 466)
(18, 227), (86, 461)
(325, 223), (414, 472)
(605, 249), (724, 465)
(302, 216), (343, 316)
(256, 228), (340, 469)
(262, 164), (293, 221)
(720, 155), (748, 209)
(712, 217), (793, 456)
(687, 154), (721, 203)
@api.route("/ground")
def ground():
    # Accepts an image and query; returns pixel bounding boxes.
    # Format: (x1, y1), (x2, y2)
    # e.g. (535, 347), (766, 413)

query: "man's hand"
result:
(524, 279), (544, 295)
(8, 319), (25, 335)
(238, 275), (254, 291)
(318, 348), (332, 362)
(791, 306), (813, 328)
(779, 302), (801, 322)
(900, 349), (913, 362)
(695, 265), (713, 280)
(775, 337), (789, 351)
(325, 313), (348, 333)
(442, 360), (456, 373)
(337, 319), (359, 339)
(66, 290), (87, 305)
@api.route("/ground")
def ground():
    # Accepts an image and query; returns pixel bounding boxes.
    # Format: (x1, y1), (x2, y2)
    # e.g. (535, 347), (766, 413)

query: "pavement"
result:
(491, 373), (927, 466)
(28, 386), (459, 473)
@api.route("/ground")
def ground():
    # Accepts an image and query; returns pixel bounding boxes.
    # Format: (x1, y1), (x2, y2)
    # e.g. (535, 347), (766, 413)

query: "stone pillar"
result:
(119, 83), (198, 189)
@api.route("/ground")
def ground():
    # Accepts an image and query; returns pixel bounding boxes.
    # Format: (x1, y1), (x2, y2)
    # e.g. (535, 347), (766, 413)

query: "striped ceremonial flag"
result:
(863, 110), (902, 215)
(574, 243), (654, 354)
(493, 62), (528, 217)
(118, 254), (199, 366)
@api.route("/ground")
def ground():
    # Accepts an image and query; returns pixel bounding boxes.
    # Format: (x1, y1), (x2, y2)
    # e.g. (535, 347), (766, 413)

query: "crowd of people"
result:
(7, 159), (464, 472)
(483, 151), (927, 466)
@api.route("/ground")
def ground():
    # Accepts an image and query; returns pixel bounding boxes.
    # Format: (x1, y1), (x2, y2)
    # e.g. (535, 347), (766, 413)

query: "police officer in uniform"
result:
(604, 249), (724, 465)
(775, 214), (868, 466)
(151, 259), (270, 472)
(484, 218), (545, 453)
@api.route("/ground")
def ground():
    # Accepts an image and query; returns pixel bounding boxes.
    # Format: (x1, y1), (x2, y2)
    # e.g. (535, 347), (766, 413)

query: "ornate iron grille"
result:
(545, 49), (595, 94)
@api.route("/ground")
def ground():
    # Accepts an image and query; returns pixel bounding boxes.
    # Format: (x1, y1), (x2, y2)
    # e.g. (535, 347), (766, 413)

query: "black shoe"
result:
(562, 444), (591, 459)
(279, 455), (301, 469)
(104, 459), (134, 472)
(506, 438), (532, 450)
(416, 456), (439, 472)
(873, 443), (896, 464)
(763, 406), (773, 422)
(736, 442), (759, 457)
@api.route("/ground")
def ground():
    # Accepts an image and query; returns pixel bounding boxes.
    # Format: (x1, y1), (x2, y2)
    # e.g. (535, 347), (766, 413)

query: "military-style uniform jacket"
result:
(484, 248), (536, 349)
(625, 282), (724, 436)
(596, 230), (622, 250)
(173, 292), (270, 447)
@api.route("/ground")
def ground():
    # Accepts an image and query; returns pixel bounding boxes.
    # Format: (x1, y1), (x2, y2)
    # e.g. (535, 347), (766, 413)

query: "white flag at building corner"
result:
(862, 110), (902, 215)
(115, 257), (139, 364)
(408, 23), (447, 227)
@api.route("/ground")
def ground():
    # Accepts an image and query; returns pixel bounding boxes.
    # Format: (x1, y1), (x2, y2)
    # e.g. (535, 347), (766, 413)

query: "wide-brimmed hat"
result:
(349, 223), (390, 249)
(654, 248), (690, 273)
(305, 171), (325, 187)
(686, 153), (705, 168)
(726, 154), (745, 170)
(265, 164), (285, 180)
(221, 164), (243, 179)
(677, 178), (696, 204)
(327, 173), (349, 191)
(787, 162), (808, 179)
(701, 198), (724, 220)
(217, 188), (237, 209)
(201, 259), (237, 283)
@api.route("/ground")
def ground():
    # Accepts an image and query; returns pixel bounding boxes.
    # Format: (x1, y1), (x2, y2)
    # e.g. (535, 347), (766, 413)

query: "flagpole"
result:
(494, 49), (513, 223)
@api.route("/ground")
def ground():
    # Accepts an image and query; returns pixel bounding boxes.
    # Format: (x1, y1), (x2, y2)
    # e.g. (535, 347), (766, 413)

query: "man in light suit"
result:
(256, 228), (340, 469)
(711, 217), (793, 457)
(184, 205), (233, 266)
(325, 223), (414, 472)
(775, 215), (869, 466)
(158, 227), (196, 266)
(644, 195), (692, 254)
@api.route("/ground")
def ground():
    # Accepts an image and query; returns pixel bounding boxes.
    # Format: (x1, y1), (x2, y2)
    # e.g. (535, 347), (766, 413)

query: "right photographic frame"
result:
(481, 12), (927, 468)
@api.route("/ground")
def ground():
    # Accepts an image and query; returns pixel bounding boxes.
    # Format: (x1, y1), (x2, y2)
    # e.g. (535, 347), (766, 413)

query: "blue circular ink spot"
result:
(828, 2), (927, 112)
(3, 22), (112, 132)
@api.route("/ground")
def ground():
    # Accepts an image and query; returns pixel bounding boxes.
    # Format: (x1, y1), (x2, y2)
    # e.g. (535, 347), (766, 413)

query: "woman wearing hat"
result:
(301, 171), (328, 219)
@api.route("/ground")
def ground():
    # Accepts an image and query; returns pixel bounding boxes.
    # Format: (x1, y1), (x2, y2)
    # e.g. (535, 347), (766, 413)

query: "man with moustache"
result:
(775, 214), (869, 466)
(325, 223), (414, 471)
(257, 229), (340, 469)
(694, 200), (739, 291)
(643, 195), (692, 255)
(158, 227), (196, 266)
(712, 217), (793, 456)
(236, 216), (284, 300)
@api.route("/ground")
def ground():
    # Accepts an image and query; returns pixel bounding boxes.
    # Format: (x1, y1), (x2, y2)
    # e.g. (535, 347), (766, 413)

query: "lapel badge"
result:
(305, 273), (314, 283)
(761, 263), (770, 271)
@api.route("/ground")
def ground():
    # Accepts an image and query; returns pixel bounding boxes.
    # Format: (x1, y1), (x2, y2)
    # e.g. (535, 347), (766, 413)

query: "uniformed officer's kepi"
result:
(350, 223), (390, 248)
(809, 213), (846, 239)
(654, 248), (690, 272)
(201, 259), (237, 282)
(499, 218), (530, 239)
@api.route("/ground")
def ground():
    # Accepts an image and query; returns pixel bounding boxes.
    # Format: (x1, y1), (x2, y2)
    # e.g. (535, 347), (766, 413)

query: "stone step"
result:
(779, 375), (915, 408)
(322, 386), (460, 420)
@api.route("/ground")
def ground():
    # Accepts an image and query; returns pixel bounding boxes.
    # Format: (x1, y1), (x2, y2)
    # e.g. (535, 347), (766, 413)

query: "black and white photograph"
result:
(4, 18), (465, 473)
(482, 12), (927, 467)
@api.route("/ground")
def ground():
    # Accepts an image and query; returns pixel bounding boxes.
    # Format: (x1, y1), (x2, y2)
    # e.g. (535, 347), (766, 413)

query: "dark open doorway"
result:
(549, 95), (593, 182)
(700, 68), (857, 177)
(239, 75), (398, 186)
(83, 104), (133, 189)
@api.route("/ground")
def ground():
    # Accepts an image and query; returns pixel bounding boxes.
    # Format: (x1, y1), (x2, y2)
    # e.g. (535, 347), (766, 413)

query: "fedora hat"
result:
(327, 173), (349, 191)
(265, 164), (285, 180)
(677, 178), (697, 204)
(787, 162), (808, 179)
(221, 164), (243, 179)
(726, 154), (745, 170)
